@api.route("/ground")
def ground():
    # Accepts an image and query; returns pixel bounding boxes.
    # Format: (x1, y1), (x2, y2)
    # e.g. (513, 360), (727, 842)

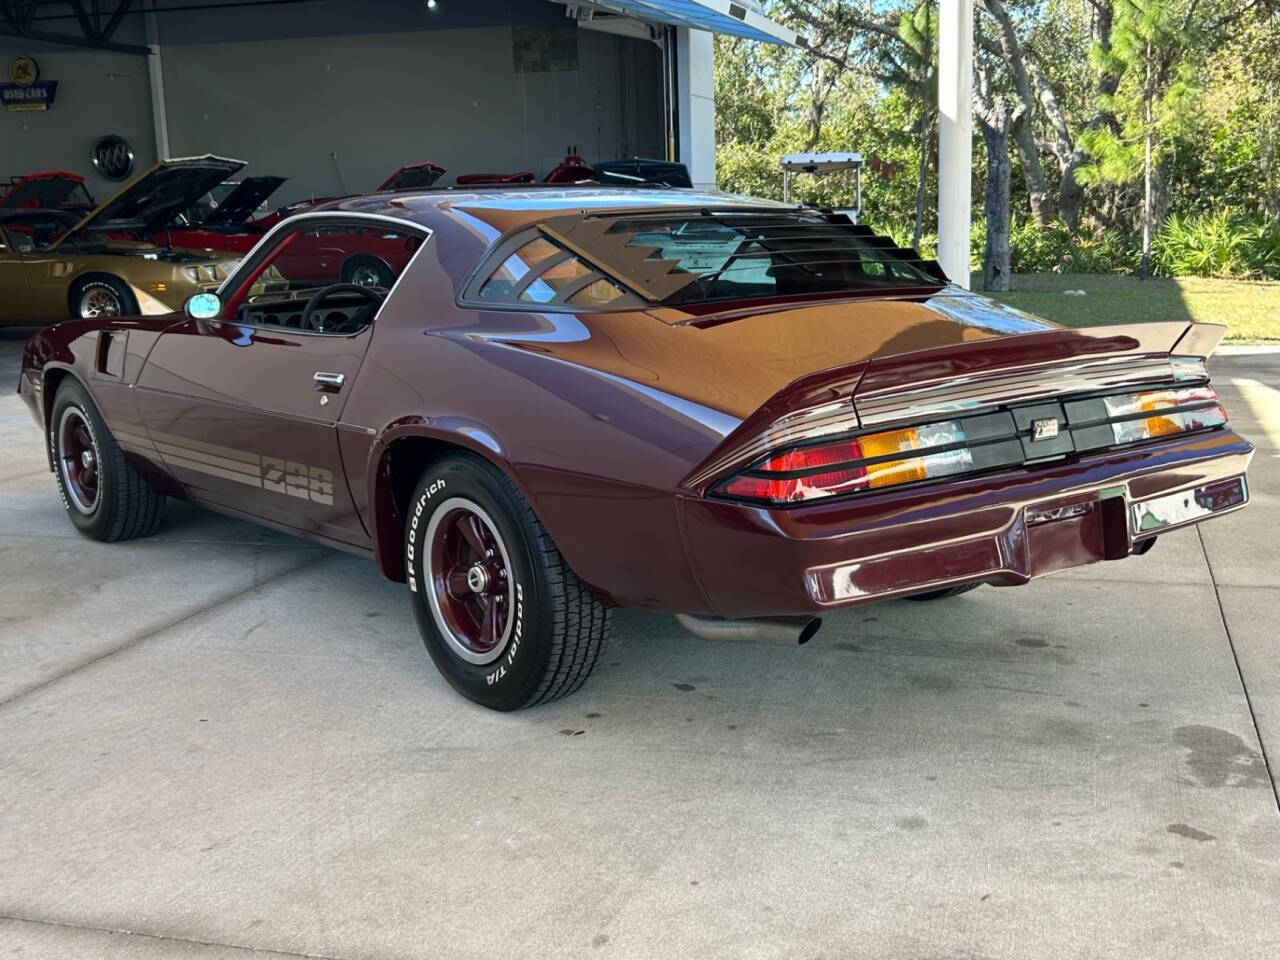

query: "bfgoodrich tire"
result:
(49, 379), (166, 541)
(404, 454), (611, 710)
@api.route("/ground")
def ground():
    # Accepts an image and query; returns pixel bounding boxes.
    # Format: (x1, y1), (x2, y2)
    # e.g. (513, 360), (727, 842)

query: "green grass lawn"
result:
(970, 273), (1280, 344)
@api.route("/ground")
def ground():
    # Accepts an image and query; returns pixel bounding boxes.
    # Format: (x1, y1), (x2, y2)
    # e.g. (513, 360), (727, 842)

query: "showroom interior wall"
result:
(0, 44), (158, 201)
(158, 26), (665, 204)
(1, 0), (668, 207)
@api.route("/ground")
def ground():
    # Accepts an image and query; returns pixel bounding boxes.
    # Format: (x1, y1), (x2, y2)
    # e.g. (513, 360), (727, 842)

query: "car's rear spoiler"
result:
(683, 320), (1222, 492)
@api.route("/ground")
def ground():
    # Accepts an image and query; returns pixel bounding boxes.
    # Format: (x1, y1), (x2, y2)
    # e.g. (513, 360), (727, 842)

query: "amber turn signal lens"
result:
(717, 421), (972, 504)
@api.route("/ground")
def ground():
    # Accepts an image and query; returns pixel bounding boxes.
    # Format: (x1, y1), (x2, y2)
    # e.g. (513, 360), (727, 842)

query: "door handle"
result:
(313, 371), (345, 392)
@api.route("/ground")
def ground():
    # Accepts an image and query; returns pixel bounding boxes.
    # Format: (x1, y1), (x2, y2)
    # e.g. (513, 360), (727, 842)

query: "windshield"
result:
(603, 212), (941, 305)
(1, 211), (78, 250)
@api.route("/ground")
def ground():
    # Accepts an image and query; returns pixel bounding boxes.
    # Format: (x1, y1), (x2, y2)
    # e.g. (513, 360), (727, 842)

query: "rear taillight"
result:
(718, 420), (972, 504)
(715, 384), (1228, 507)
(1102, 386), (1226, 444)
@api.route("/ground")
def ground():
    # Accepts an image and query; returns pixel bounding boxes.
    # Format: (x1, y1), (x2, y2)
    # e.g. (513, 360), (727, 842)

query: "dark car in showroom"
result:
(17, 186), (1253, 710)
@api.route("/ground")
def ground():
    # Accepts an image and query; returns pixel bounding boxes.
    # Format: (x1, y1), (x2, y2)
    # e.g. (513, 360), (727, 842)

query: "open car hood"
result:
(379, 162), (446, 191)
(0, 172), (91, 210)
(201, 175), (287, 225)
(56, 155), (245, 247)
(592, 158), (693, 188)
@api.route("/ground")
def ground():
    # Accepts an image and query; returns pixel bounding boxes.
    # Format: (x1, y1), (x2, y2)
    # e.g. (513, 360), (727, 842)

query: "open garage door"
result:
(564, 0), (797, 46)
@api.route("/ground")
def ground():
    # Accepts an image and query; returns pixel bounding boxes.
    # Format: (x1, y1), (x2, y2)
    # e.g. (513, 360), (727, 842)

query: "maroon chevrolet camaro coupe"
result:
(17, 187), (1253, 709)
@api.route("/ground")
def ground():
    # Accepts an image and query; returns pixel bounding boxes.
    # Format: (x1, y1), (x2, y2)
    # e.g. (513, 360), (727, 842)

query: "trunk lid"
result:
(665, 292), (1207, 491)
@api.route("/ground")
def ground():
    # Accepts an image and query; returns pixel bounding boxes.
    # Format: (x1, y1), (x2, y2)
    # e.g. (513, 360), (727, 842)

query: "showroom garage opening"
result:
(0, 0), (794, 208)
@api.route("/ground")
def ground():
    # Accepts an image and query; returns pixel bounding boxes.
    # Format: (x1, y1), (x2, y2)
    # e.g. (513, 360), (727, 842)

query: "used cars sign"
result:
(2, 56), (57, 112)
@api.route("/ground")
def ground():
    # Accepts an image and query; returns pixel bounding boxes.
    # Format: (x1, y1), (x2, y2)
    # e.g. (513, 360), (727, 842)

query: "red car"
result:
(18, 188), (1253, 710)
(161, 175), (289, 254)
(159, 163), (446, 277)
(1, 170), (96, 212)
(455, 152), (691, 188)
(377, 161), (446, 191)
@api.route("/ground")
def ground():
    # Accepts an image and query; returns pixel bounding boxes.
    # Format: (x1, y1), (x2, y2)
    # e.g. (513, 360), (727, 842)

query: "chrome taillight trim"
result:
(855, 356), (1198, 428)
(689, 356), (1211, 496)
(685, 397), (859, 491)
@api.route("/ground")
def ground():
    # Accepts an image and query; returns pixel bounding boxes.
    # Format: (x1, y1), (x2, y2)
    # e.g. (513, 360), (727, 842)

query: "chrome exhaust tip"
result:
(676, 613), (822, 646)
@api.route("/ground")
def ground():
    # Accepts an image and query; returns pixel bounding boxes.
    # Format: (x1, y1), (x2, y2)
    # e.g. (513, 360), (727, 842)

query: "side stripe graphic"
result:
(105, 419), (331, 504)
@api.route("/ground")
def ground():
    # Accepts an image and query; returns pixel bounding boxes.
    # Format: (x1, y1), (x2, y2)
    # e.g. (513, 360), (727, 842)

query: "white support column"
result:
(145, 4), (170, 160)
(675, 27), (716, 191)
(937, 0), (973, 288)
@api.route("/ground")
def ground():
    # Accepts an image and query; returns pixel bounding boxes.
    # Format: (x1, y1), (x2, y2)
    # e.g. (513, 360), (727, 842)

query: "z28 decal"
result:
(108, 420), (334, 505)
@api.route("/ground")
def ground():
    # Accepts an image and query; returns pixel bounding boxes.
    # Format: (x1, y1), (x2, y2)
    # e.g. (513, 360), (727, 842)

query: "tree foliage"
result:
(713, 0), (1280, 279)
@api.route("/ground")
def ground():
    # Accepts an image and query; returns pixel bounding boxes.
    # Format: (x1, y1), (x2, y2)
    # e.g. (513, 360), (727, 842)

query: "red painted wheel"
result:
(49, 379), (166, 542)
(57, 406), (101, 514)
(425, 498), (515, 665)
(404, 454), (612, 710)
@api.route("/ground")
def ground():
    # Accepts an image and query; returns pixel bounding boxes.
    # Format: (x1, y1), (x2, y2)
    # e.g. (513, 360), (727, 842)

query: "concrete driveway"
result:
(1, 329), (1278, 959)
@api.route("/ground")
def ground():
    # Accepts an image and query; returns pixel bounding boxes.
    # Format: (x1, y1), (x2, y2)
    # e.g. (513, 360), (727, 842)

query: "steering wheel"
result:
(300, 282), (385, 334)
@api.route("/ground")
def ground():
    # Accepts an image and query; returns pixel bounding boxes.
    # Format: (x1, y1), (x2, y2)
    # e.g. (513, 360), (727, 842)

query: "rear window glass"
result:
(463, 211), (943, 310)
(604, 213), (941, 305)
(478, 236), (561, 301)
(566, 277), (625, 307)
(471, 233), (638, 309)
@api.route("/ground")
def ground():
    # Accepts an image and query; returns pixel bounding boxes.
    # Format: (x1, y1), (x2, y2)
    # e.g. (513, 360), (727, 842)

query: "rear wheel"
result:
(70, 275), (137, 319)
(404, 454), (611, 710)
(49, 379), (165, 541)
(341, 255), (393, 289)
(905, 583), (981, 602)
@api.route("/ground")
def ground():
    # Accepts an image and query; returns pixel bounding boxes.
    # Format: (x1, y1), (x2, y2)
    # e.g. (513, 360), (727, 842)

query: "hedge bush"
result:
(870, 213), (1280, 281)
(1152, 211), (1280, 279)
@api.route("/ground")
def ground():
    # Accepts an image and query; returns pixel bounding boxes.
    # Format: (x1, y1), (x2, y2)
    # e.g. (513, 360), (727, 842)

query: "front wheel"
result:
(49, 379), (165, 541)
(69, 275), (137, 319)
(341, 255), (394, 289)
(404, 454), (611, 710)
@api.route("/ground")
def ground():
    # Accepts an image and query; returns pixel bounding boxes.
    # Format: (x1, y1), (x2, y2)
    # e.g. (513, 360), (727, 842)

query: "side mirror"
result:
(185, 292), (221, 320)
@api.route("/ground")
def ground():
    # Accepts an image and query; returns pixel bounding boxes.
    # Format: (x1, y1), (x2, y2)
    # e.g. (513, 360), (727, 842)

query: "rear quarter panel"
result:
(343, 222), (722, 611)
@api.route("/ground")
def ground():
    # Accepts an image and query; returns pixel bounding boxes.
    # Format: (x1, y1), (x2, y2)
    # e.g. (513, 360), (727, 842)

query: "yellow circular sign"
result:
(8, 56), (38, 87)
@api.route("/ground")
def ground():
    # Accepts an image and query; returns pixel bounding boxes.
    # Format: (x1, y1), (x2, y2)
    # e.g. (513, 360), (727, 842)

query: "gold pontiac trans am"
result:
(0, 156), (245, 324)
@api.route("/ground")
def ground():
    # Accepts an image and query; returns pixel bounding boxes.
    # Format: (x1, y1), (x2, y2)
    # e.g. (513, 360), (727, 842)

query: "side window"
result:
(468, 231), (634, 310)
(268, 223), (423, 294)
(229, 218), (427, 334)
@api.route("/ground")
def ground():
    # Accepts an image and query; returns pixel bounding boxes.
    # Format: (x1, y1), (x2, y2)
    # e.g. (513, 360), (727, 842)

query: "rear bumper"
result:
(677, 428), (1253, 618)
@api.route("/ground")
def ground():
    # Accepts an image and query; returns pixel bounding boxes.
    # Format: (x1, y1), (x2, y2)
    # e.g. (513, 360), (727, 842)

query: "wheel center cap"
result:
(80, 449), (95, 471)
(466, 563), (490, 594)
